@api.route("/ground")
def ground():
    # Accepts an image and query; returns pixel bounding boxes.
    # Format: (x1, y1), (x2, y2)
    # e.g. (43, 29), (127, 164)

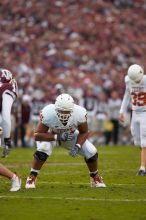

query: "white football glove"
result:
(69, 144), (81, 157)
(57, 132), (74, 142)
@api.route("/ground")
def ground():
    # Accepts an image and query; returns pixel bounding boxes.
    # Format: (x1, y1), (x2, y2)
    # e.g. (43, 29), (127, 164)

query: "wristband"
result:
(75, 144), (81, 149)
(54, 134), (57, 141)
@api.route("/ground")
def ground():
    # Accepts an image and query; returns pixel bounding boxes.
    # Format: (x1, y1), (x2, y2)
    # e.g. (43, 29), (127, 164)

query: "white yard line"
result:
(1, 177), (144, 186)
(5, 162), (85, 168)
(35, 181), (146, 187)
(0, 195), (146, 202)
(4, 163), (138, 172)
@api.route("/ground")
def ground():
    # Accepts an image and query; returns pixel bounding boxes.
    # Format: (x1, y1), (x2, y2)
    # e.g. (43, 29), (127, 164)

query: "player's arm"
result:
(75, 121), (89, 148)
(69, 121), (89, 157)
(119, 84), (131, 123)
(34, 121), (55, 142)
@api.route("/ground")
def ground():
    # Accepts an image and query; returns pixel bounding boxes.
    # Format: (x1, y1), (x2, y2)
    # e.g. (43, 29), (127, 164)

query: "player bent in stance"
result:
(0, 69), (18, 157)
(119, 64), (146, 176)
(0, 163), (21, 191)
(25, 93), (106, 188)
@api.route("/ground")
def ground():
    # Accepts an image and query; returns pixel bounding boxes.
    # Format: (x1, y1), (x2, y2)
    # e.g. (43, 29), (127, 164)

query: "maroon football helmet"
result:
(0, 69), (13, 83)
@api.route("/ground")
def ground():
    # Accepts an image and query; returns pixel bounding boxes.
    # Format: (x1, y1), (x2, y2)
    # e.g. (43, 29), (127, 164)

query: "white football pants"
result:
(1, 92), (14, 138)
(131, 111), (146, 148)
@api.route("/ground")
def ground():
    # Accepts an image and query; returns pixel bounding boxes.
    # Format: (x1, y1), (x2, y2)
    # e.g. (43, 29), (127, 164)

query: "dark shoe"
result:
(1, 146), (10, 158)
(2, 138), (12, 158)
(4, 138), (12, 148)
(136, 170), (146, 176)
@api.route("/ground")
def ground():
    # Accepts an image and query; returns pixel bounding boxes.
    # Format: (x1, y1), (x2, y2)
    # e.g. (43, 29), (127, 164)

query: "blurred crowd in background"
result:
(0, 0), (146, 147)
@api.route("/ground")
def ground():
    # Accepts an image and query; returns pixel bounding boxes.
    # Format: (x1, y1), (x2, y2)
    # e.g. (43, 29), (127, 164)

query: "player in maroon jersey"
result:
(0, 69), (18, 157)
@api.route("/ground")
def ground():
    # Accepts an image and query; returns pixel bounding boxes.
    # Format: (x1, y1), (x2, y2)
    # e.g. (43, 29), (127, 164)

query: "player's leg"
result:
(0, 163), (14, 178)
(138, 114), (146, 176)
(139, 148), (146, 174)
(130, 113), (143, 175)
(1, 93), (14, 157)
(0, 163), (21, 191)
(25, 141), (54, 188)
(80, 140), (106, 187)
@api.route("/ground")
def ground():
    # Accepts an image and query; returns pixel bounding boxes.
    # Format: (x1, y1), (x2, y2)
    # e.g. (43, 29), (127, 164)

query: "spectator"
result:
(107, 90), (122, 145)
(0, 1), (146, 146)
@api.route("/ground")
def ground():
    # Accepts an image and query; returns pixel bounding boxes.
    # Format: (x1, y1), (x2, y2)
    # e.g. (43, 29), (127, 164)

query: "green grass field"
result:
(0, 145), (146, 220)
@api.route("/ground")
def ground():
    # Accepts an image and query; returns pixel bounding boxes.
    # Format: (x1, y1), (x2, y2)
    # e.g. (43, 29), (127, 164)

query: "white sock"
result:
(30, 168), (40, 173)
(140, 166), (145, 171)
(90, 170), (98, 177)
(11, 173), (17, 180)
(90, 170), (98, 175)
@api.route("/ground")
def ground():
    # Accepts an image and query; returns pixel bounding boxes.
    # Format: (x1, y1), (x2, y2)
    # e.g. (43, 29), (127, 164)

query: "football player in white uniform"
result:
(0, 68), (18, 157)
(119, 64), (146, 176)
(25, 93), (106, 188)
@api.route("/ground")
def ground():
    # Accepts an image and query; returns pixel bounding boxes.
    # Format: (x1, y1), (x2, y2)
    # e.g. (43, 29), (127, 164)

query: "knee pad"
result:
(85, 152), (98, 163)
(34, 151), (48, 162)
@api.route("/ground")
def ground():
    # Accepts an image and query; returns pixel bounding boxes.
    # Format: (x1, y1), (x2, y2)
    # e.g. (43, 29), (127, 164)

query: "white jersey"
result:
(40, 104), (87, 135)
(120, 75), (146, 113)
(37, 103), (97, 158)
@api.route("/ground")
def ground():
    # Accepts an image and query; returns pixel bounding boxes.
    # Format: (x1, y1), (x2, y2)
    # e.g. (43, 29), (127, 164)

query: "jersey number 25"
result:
(131, 92), (146, 106)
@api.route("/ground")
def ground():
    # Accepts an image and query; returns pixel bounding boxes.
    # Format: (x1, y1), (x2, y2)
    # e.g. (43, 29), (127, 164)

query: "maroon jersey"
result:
(0, 80), (18, 97)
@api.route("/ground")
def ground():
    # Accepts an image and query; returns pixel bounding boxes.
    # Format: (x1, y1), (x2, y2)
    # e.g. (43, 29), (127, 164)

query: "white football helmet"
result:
(55, 93), (74, 124)
(127, 64), (144, 83)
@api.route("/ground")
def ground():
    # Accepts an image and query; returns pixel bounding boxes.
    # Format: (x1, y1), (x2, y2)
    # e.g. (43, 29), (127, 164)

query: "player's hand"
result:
(0, 127), (3, 135)
(57, 132), (69, 141)
(118, 113), (125, 123)
(69, 144), (80, 157)
(66, 133), (74, 141)
(57, 133), (74, 141)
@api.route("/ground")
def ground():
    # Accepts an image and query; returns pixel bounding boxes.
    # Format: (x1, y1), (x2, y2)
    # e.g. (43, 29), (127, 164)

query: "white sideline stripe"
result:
(0, 195), (146, 202)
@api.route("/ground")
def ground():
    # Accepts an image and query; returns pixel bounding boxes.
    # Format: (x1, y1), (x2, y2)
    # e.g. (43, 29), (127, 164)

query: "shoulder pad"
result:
(125, 75), (130, 83)
(40, 104), (55, 125)
(74, 105), (87, 123)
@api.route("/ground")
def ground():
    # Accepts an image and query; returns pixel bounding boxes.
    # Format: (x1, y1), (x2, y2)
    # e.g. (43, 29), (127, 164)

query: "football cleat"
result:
(136, 169), (146, 176)
(90, 174), (106, 187)
(25, 176), (36, 189)
(10, 175), (21, 192)
(1, 146), (10, 158)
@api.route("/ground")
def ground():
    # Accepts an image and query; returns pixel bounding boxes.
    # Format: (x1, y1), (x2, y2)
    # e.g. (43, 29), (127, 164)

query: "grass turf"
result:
(0, 145), (146, 220)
